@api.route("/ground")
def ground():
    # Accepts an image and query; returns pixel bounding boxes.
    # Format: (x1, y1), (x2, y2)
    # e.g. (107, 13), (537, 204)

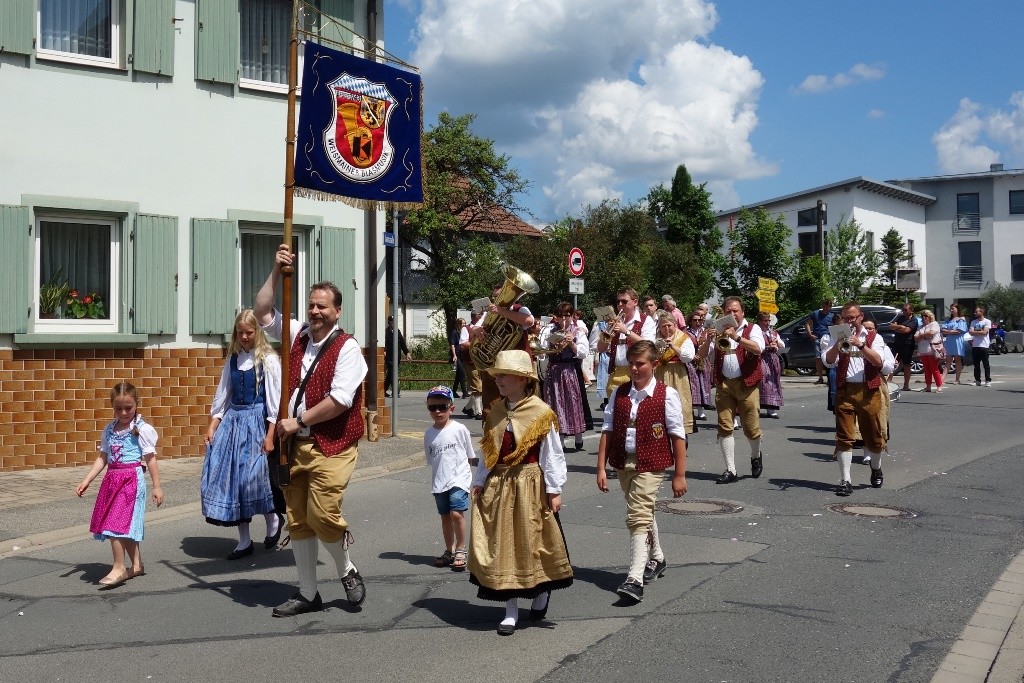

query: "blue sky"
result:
(383, 0), (1024, 223)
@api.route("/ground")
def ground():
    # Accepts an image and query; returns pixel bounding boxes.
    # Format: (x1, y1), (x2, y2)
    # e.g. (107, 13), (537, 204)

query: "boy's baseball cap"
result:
(426, 386), (454, 402)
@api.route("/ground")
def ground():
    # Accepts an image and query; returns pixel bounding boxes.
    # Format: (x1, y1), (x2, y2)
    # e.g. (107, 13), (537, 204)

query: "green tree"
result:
(979, 283), (1024, 330)
(779, 255), (830, 324)
(825, 218), (879, 301)
(504, 199), (707, 319)
(399, 112), (529, 334)
(647, 164), (725, 304)
(862, 227), (914, 306)
(717, 207), (795, 313)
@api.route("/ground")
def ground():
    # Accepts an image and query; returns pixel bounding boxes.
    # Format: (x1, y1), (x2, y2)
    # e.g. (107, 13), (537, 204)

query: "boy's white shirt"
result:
(423, 419), (475, 494)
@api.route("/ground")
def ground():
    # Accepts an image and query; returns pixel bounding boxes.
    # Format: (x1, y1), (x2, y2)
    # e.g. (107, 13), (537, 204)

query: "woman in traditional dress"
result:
(542, 302), (593, 451)
(469, 350), (573, 636)
(653, 312), (696, 433)
(756, 311), (786, 418)
(201, 309), (284, 560)
(684, 310), (714, 421)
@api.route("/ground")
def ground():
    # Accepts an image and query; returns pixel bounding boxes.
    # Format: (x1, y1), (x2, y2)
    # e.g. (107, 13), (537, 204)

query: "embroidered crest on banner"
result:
(323, 73), (397, 183)
(651, 423), (665, 439)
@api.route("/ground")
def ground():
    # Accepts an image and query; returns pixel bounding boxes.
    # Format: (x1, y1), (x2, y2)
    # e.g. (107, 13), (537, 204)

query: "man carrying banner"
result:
(256, 245), (368, 617)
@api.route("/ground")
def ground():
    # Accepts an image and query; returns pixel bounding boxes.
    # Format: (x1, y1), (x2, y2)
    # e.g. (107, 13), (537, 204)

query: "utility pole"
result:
(816, 199), (827, 260)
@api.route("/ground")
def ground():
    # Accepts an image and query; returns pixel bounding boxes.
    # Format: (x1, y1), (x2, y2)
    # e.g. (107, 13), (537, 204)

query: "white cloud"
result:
(867, 109), (885, 119)
(411, 0), (774, 218)
(932, 94), (1024, 173)
(793, 62), (886, 94)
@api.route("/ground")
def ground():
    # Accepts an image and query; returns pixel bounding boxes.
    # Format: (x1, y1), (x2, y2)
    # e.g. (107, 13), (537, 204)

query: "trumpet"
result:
(530, 330), (568, 357)
(716, 331), (733, 352)
(839, 338), (861, 356)
(655, 338), (669, 354)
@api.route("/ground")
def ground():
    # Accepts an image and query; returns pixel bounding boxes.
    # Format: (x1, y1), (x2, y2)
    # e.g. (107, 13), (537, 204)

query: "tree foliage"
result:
(778, 255), (830, 324)
(861, 227), (918, 306)
(716, 207), (795, 314)
(504, 199), (706, 318)
(979, 283), (1024, 329)
(399, 113), (529, 333)
(825, 218), (879, 301)
(647, 164), (724, 306)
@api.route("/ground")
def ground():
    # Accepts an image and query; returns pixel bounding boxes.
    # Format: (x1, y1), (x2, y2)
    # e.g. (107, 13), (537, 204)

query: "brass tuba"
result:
(469, 263), (539, 368)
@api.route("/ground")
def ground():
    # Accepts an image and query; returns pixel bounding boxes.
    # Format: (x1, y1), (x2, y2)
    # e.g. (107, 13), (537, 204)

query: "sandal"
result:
(434, 550), (454, 567)
(451, 548), (467, 572)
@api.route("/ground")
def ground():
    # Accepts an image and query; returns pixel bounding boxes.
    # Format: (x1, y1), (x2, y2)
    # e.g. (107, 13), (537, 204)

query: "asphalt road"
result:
(3, 356), (1024, 682)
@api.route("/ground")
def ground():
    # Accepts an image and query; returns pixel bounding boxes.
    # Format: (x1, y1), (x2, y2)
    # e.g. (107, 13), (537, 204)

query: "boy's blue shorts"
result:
(433, 487), (470, 515)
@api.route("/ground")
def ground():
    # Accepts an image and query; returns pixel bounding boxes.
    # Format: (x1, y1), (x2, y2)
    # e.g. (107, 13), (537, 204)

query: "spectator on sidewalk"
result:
(805, 299), (835, 385)
(969, 306), (993, 386)
(385, 316), (411, 398)
(890, 303), (919, 392)
(450, 318), (470, 399)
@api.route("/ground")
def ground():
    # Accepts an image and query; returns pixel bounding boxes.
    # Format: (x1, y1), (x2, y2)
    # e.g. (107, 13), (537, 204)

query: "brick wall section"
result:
(0, 346), (391, 472)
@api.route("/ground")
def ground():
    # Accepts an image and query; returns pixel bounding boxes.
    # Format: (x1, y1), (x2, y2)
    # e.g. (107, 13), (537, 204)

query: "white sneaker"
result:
(984, 381), (992, 387)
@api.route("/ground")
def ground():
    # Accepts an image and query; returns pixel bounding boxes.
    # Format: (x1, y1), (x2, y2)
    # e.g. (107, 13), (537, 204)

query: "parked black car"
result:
(776, 305), (928, 374)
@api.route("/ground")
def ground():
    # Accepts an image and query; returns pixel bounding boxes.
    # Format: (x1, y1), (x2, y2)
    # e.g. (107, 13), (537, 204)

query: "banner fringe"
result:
(294, 187), (422, 212)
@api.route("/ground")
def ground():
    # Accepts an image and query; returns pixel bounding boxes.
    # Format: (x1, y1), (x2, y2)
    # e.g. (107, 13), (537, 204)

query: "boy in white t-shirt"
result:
(423, 386), (475, 572)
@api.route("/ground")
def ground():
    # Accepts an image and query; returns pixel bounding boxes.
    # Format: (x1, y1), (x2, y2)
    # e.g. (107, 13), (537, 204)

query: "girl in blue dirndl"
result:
(202, 309), (283, 560)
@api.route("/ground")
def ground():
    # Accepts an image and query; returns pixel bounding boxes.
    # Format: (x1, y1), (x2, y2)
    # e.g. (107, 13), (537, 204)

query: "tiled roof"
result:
(461, 202), (544, 238)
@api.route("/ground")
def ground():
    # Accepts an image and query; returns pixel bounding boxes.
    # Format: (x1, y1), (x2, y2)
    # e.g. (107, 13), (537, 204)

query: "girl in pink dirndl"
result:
(77, 382), (164, 588)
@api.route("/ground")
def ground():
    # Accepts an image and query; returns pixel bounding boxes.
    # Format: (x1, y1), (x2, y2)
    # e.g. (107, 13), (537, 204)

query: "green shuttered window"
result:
(0, 205), (32, 333)
(315, 225), (356, 332)
(0, 0), (34, 56)
(133, 214), (178, 334)
(196, 0), (240, 84)
(191, 218), (239, 335)
(133, 0), (177, 76)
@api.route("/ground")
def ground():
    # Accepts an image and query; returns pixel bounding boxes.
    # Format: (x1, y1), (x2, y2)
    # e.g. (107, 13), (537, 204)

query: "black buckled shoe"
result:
(497, 620), (517, 636)
(870, 468), (884, 488)
(835, 480), (853, 497)
(529, 592), (550, 621)
(272, 591), (323, 617)
(264, 513), (285, 550)
(751, 452), (764, 479)
(642, 558), (667, 584)
(226, 542), (253, 561)
(342, 568), (366, 606)
(616, 578), (644, 604)
(716, 470), (738, 484)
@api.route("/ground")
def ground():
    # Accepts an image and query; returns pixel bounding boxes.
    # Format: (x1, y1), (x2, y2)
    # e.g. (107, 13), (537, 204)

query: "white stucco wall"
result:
(0, 0), (384, 348)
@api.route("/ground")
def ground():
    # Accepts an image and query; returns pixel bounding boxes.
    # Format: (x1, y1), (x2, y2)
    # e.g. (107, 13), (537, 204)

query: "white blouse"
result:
(210, 350), (282, 423)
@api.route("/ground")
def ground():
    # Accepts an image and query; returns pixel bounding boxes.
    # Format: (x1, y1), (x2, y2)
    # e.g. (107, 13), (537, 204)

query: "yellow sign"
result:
(758, 277), (779, 292)
(759, 301), (779, 314)
(756, 289), (776, 303)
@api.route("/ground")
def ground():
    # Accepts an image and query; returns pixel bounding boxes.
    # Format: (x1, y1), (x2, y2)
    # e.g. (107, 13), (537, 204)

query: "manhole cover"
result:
(827, 503), (918, 519)
(656, 499), (744, 515)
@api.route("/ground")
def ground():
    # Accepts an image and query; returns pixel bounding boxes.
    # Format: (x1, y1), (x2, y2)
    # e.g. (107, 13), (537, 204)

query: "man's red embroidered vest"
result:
(713, 322), (762, 386)
(606, 381), (674, 473)
(837, 330), (882, 389)
(607, 313), (648, 372)
(289, 329), (364, 456)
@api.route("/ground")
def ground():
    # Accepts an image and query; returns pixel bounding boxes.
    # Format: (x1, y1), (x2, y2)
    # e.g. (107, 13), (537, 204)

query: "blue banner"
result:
(294, 41), (423, 208)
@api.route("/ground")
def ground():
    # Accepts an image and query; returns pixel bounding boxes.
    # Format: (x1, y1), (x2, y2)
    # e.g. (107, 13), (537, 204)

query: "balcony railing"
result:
(953, 213), (981, 235)
(955, 266), (983, 288)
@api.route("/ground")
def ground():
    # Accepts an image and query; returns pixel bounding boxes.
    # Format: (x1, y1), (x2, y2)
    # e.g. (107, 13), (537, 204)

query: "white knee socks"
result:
(748, 436), (761, 460)
(323, 536), (356, 578)
(648, 518), (664, 562)
(236, 521), (251, 551)
(292, 537), (319, 601)
(628, 532), (648, 582)
(865, 449), (882, 472)
(264, 512), (279, 538)
(837, 450), (853, 483)
(719, 435), (736, 474)
(500, 598), (519, 628)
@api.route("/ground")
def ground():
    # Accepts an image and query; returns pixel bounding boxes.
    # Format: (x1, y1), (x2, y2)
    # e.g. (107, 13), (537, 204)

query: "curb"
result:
(930, 549), (1024, 682)
(0, 451), (426, 560)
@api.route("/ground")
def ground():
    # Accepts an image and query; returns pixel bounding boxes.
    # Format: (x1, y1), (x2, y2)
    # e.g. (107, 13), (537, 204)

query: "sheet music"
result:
(471, 297), (492, 315)
(592, 305), (616, 322)
(828, 323), (853, 341)
(711, 313), (738, 332)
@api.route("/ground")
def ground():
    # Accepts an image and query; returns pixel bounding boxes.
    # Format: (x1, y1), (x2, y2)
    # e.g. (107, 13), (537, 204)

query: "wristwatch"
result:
(297, 416), (308, 429)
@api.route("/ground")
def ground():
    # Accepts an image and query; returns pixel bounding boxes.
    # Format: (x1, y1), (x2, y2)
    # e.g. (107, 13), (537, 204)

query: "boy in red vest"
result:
(596, 340), (687, 604)
(822, 301), (888, 496)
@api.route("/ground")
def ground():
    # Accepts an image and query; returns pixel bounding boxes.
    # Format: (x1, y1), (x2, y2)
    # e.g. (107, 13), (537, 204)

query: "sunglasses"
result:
(617, 299), (631, 304)
(427, 404), (450, 412)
